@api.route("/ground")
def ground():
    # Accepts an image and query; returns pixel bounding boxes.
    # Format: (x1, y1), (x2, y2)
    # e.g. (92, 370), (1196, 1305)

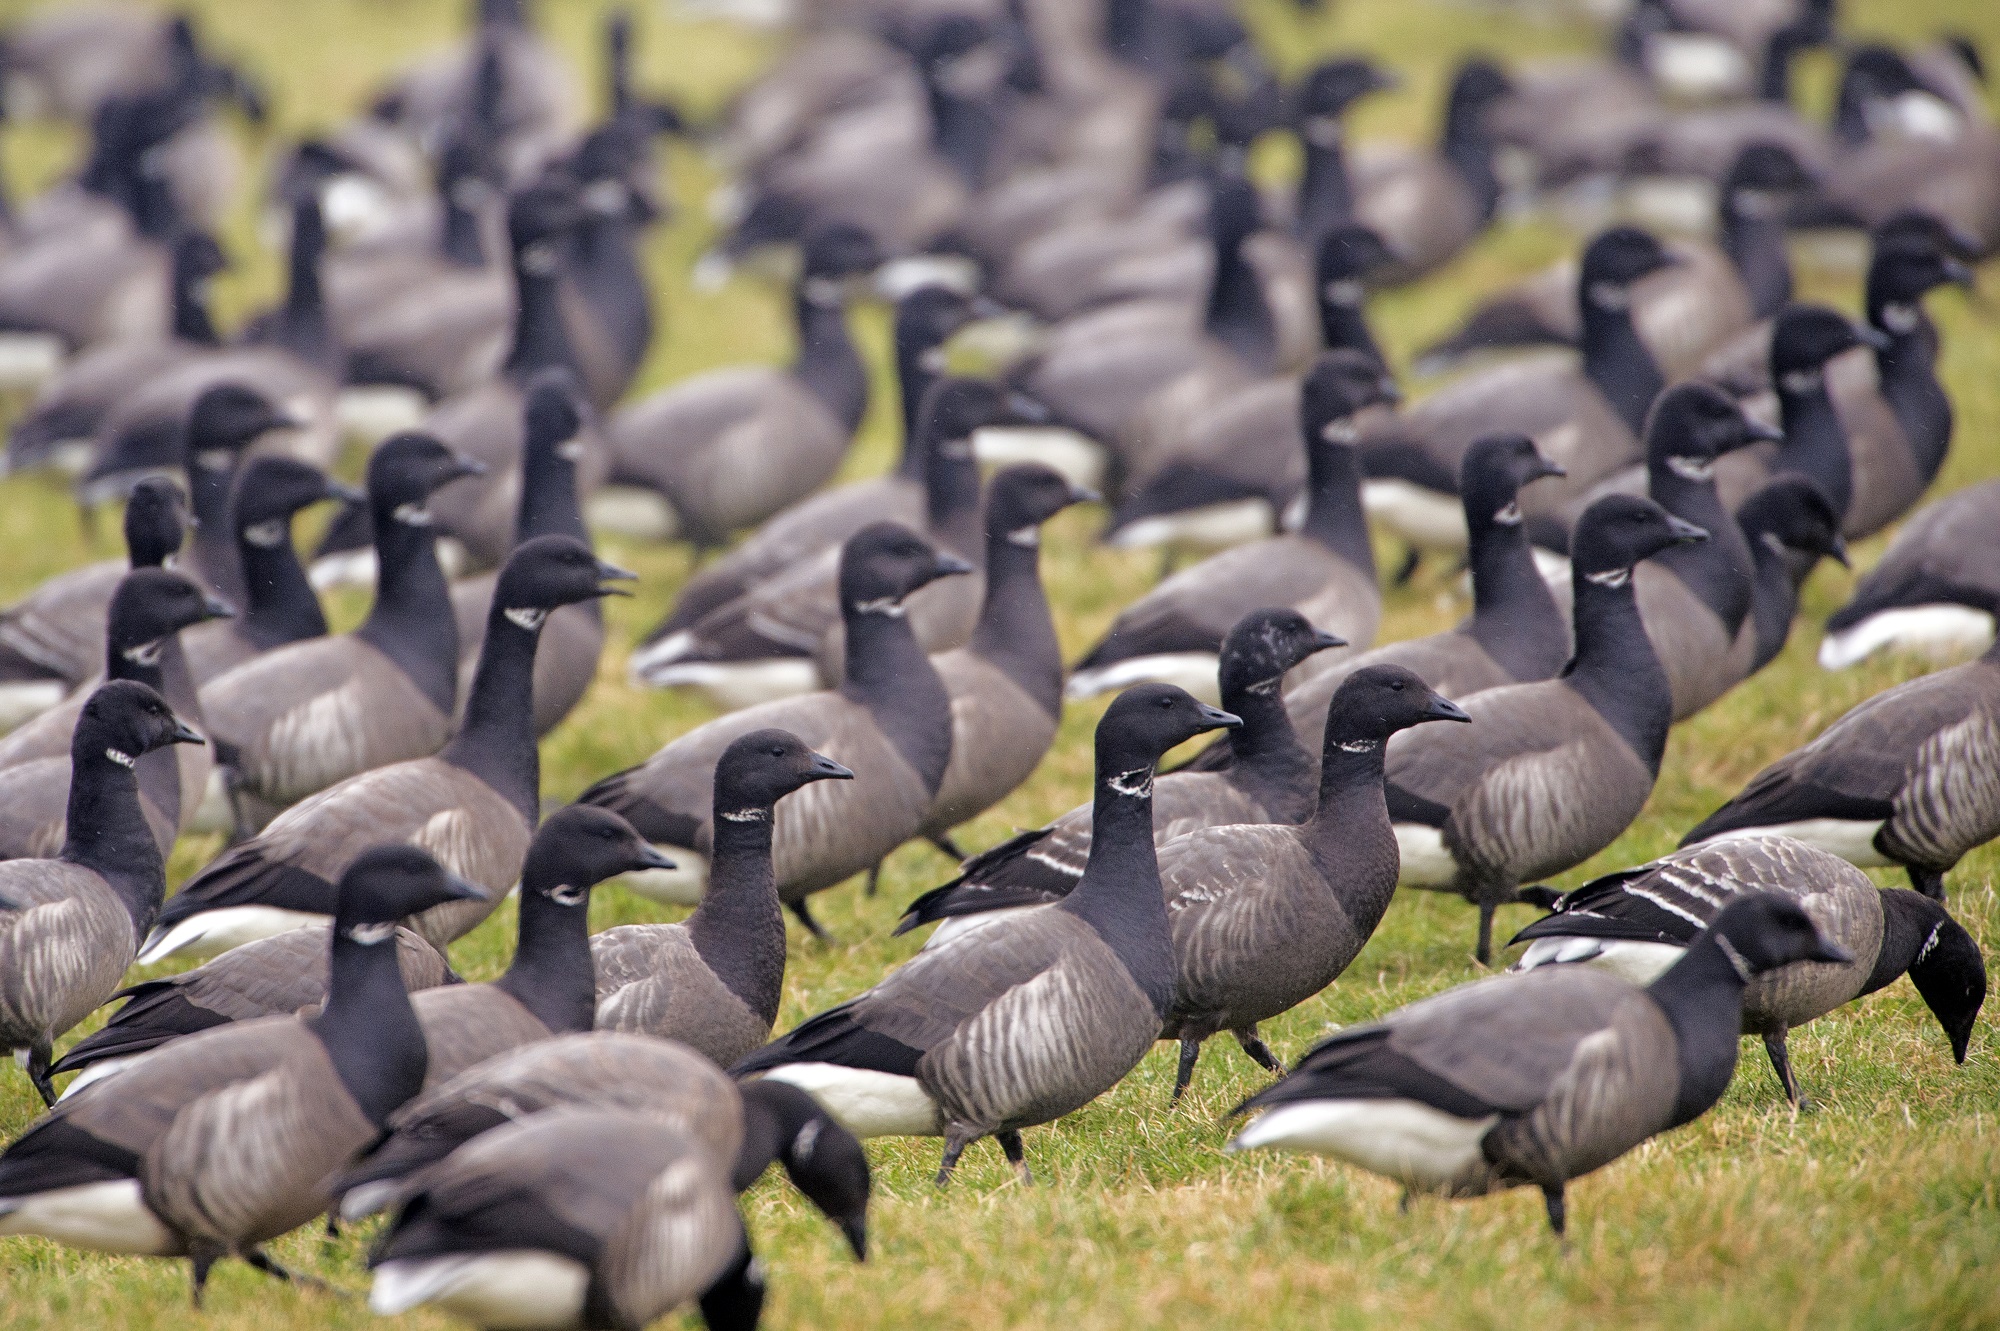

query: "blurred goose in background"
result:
(1, 9), (263, 127)
(237, 196), (341, 381)
(1282, 58), (1404, 250)
(1229, 894), (1849, 1236)
(1820, 480), (2000, 670)
(1731, 474), (1849, 674)
(0, 682), (202, 1103)
(1514, 835), (1986, 1107)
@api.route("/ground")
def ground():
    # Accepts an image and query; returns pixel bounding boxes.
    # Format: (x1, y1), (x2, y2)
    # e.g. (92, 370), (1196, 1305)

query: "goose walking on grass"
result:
(738, 684), (1240, 1184)
(0, 846), (489, 1301)
(1513, 835), (1986, 1107)
(0, 682), (202, 1103)
(1229, 893), (1851, 1236)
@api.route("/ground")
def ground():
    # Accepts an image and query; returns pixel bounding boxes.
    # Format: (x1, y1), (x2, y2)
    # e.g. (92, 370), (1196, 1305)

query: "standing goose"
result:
(605, 223), (881, 549)
(897, 609), (1344, 942)
(738, 684), (1241, 1182)
(1228, 893), (1849, 1235)
(594, 731), (855, 1066)
(1387, 495), (1709, 962)
(0, 681), (203, 1103)
(0, 568), (230, 859)
(1159, 666), (1470, 1099)
(1681, 634), (2000, 902)
(1286, 58), (1405, 249)
(1067, 349), (1393, 701)
(196, 432), (485, 829)
(1514, 835), (1986, 1106)
(0, 846), (487, 1299)
(1733, 475), (1849, 675)
(1819, 479), (2000, 670)
(579, 524), (971, 938)
(1359, 227), (1682, 562)
(237, 196), (338, 377)
(367, 1110), (760, 1331)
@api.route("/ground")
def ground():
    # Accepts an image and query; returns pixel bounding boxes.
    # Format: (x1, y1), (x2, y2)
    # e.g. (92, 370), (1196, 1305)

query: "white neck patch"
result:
(1321, 418), (1360, 445)
(1587, 280), (1631, 312)
(1666, 454), (1716, 483)
(520, 240), (559, 276)
(549, 883), (587, 907)
(918, 346), (950, 375)
(938, 436), (975, 461)
(122, 639), (165, 668)
(851, 596), (906, 618)
(792, 1118), (822, 1162)
(1107, 765), (1155, 798)
(803, 276), (844, 307)
(1583, 566), (1632, 588)
(393, 502), (432, 527)
(1780, 367), (1823, 395)
(583, 179), (628, 216)
(1322, 278), (1365, 308)
(1492, 500), (1522, 527)
(346, 921), (397, 946)
(242, 517), (287, 549)
(555, 438), (586, 463)
(1005, 525), (1040, 548)
(1337, 738), (1379, 753)
(104, 747), (136, 769)
(194, 448), (235, 473)
(1243, 676), (1282, 697)
(1916, 922), (1941, 965)
(719, 807), (769, 823)
(1879, 303), (1920, 336)
(1759, 530), (1791, 558)
(504, 606), (549, 632)
(1303, 114), (1344, 148)
(1730, 187), (1784, 219)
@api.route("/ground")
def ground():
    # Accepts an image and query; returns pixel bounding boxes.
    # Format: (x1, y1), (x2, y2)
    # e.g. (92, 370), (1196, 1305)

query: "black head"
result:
(896, 285), (992, 355)
(1886, 892), (1987, 1064)
(521, 805), (674, 909)
(122, 477), (189, 568)
(1207, 175), (1265, 248)
(985, 464), (1094, 537)
(1724, 141), (1817, 196)
(1842, 45), (1928, 101)
(1580, 227), (1680, 307)
(1570, 494), (1709, 580)
(1323, 664), (1471, 743)
(714, 729), (854, 820)
(1097, 683), (1241, 772)
(171, 230), (227, 284)
(187, 382), (298, 459)
(1770, 306), (1882, 383)
(1316, 226), (1398, 288)
(232, 456), (356, 534)
(288, 192), (328, 260)
(1295, 58), (1399, 120)
(570, 117), (646, 187)
(1645, 382), (1784, 470)
(365, 432), (486, 517)
(70, 680), (203, 772)
(492, 534), (634, 615)
(107, 567), (233, 662)
(1217, 608), (1345, 697)
(1873, 211), (1982, 262)
(739, 1080), (872, 1262)
(1459, 434), (1564, 523)
(720, 190), (809, 258)
(1870, 240), (1977, 307)
(918, 378), (1047, 446)
(1944, 33), (1986, 86)
(801, 223), (881, 282)
(522, 367), (585, 462)
(1301, 349), (1400, 445)
(838, 522), (973, 611)
(333, 845), (489, 933)
(1737, 474), (1847, 567)
(1445, 57), (1513, 119)
(507, 172), (584, 253)
(1705, 892), (1853, 974)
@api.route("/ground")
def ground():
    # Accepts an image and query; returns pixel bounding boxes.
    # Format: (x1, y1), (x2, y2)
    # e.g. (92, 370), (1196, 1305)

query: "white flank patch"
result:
(56, 1055), (139, 1101)
(188, 769), (236, 836)
(618, 848), (709, 907)
(1230, 1100), (1499, 1191)
(1621, 176), (1718, 235)
(759, 1065), (941, 1138)
(1515, 937), (1684, 986)
(1533, 547), (1573, 589)
(874, 254), (980, 300)
(371, 1253), (590, 1328)
(1818, 606), (1996, 671)
(137, 906), (327, 964)
(0, 332), (64, 389)
(1646, 33), (1748, 101)
(335, 387), (429, 445)
(1065, 654), (1221, 703)
(0, 1181), (176, 1255)
(338, 1180), (401, 1222)
(633, 658), (823, 711)
(585, 486), (681, 542)
(1694, 821), (1892, 868)
(972, 427), (1106, 491)
(921, 906), (1036, 951)
(1362, 480), (1468, 552)
(1394, 825), (1459, 889)
(0, 681), (69, 734)
(1109, 500), (1273, 553)
(309, 546), (379, 592)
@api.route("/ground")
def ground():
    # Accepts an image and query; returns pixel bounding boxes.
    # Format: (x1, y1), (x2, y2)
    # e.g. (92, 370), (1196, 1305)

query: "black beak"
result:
(169, 718), (207, 746)
(1069, 484), (1102, 505)
(1826, 534), (1851, 567)
(327, 479), (367, 505)
(1426, 693), (1473, 723)
(1196, 703), (1243, 730)
(1856, 324), (1893, 351)
(837, 1214), (868, 1262)
(931, 552), (976, 579)
(630, 844), (679, 872)
(1944, 257), (1977, 290)
(1004, 390), (1052, 425)
(1374, 376), (1402, 406)
(1533, 457), (1568, 480)
(262, 411), (309, 434)
(442, 873), (493, 903)
(202, 593), (237, 620)
(1740, 418), (1787, 445)
(448, 456), (490, 481)
(1666, 514), (1710, 544)
(969, 294), (1010, 321)
(1310, 629), (1348, 652)
(807, 752), (856, 782)
(594, 559), (638, 597)
(1807, 937), (1855, 966)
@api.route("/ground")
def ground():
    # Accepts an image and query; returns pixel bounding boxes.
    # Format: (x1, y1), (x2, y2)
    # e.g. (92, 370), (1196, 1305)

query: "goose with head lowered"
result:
(898, 608), (1344, 943)
(142, 534), (632, 964)
(0, 681), (203, 1103)
(1228, 893), (1850, 1236)
(196, 431), (485, 832)
(0, 845), (487, 1301)
(1514, 835), (1985, 1107)
(0, 568), (230, 860)
(581, 524), (970, 939)
(1067, 349), (1393, 702)
(739, 684), (1240, 1183)
(603, 222), (882, 549)
(1819, 479), (2000, 671)
(1388, 495), (1709, 962)
(1681, 633), (2000, 903)
(594, 732), (853, 1067)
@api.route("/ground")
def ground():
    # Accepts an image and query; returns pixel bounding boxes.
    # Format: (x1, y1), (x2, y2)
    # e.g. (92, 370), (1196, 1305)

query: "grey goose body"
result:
(1514, 834), (1986, 1105)
(1821, 478), (2000, 671)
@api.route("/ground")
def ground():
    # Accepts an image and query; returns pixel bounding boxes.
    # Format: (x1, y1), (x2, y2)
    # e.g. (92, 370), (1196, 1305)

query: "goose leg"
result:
(1762, 1028), (1809, 1109)
(935, 1124), (980, 1187)
(1907, 865), (1947, 902)
(243, 1248), (339, 1296)
(1393, 546), (1421, 586)
(787, 899), (831, 942)
(863, 864), (881, 898)
(1172, 1036), (1203, 1103)
(997, 1130), (1033, 1184)
(26, 1041), (55, 1107)
(189, 1245), (223, 1307)
(1541, 1184), (1567, 1240)
(928, 834), (967, 862)
(1232, 1026), (1283, 1074)
(698, 1241), (767, 1331)
(1475, 897), (1499, 967)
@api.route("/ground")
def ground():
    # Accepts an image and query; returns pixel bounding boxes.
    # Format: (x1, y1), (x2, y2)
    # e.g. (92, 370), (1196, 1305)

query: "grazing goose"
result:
(898, 608), (1344, 942)
(0, 682), (202, 1103)
(1820, 479), (2000, 670)
(0, 477), (187, 727)
(595, 732), (854, 1065)
(580, 524), (971, 937)
(180, 457), (357, 685)
(1067, 349), (1393, 701)
(0, 569), (231, 860)
(367, 1110), (759, 1331)
(1681, 633), (2000, 901)
(0, 845), (486, 1299)
(1160, 667), (1470, 1098)
(1387, 495), (1709, 962)
(605, 223), (882, 549)
(1360, 227), (1681, 562)
(1733, 475), (1849, 674)
(144, 536), (631, 962)
(1514, 836), (1986, 1106)
(197, 433), (484, 829)
(739, 683), (1240, 1182)
(1229, 893), (1849, 1236)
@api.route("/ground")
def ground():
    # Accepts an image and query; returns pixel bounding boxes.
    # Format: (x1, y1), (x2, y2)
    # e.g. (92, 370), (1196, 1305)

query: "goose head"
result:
(1704, 893), (1853, 974)
(715, 729), (855, 820)
(493, 535), (635, 619)
(122, 477), (191, 569)
(522, 367), (586, 467)
(1098, 683), (1241, 775)
(1643, 383), (1784, 476)
(1459, 434), (1564, 525)
(71, 680), (205, 772)
(1315, 226), (1397, 293)
(1441, 57), (1513, 136)
(334, 845), (490, 936)
(233, 457), (359, 543)
(739, 1079), (873, 1262)
(107, 568), (234, 670)
(506, 171), (586, 268)
(1206, 175), (1265, 254)
(1770, 306), (1886, 392)
(366, 432), (487, 524)
(838, 523), (973, 614)
(1578, 227), (1681, 314)
(1301, 349), (1399, 449)
(1571, 494), (1709, 583)
(1218, 608), (1346, 700)
(984, 463), (1096, 537)
(1294, 58), (1400, 133)
(800, 223), (883, 301)
(1723, 141), (1818, 215)
(1873, 211), (1983, 263)
(521, 806), (675, 910)
(1869, 237), (1978, 309)
(918, 377), (1050, 465)
(170, 229), (228, 290)
(1737, 475), (1847, 571)
(1324, 664), (1471, 742)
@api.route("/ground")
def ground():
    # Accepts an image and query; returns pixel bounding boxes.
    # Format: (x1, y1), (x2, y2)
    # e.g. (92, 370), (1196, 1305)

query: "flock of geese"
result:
(0, 0), (1992, 1325)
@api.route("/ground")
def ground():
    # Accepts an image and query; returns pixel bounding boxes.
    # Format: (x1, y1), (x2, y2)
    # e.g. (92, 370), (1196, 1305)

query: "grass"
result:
(0, 0), (1996, 1326)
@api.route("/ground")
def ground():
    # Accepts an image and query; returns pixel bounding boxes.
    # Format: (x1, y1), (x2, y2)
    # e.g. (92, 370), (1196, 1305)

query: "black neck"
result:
(1743, 528), (1799, 673)
(355, 507), (460, 718)
(1758, 29), (1809, 103)
(792, 286), (869, 436)
(687, 804), (788, 1027)
(893, 343), (939, 477)
(1220, 677), (1316, 815)
(1299, 441), (1376, 575)
(1440, 106), (1503, 223)
(1580, 298), (1665, 438)
(171, 266), (219, 347)
(310, 926), (431, 1127)
(439, 603), (542, 823)
(504, 249), (581, 386)
(1648, 461), (1754, 634)
(238, 518), (330, 650)
(440, 194), (487, 268)
(282, 222), (332, 357)
(1304, 726), (1400, 926)
(841, 602), (954, 795)
(186, 458), (243, 604)
(1645, 933), (1751, 1126)
(1718, 194), (1793, 319)
(1295, 133), (1353, 246)
(927, 456), (985, 568)
(967, 523), (1062, 717)
(928, 79), (999, 187)
(1205, 228), (1277, 374)
(1059, 765), (1175, 1017)
(518, 451), (585, 547)
(1464, 509), (1570, 681)
(1775, 373), (1853, 517)
(1562, 566), (1674, 773)
(1317, 291), (1381, 364)
(494, 883), (596, 1035)
(1867, 289), (1951, 482)
(60, 754), (167, 935)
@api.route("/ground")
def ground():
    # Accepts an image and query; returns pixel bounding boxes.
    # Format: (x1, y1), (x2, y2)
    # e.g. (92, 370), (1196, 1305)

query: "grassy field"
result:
(1, 0), (1998, 1327)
